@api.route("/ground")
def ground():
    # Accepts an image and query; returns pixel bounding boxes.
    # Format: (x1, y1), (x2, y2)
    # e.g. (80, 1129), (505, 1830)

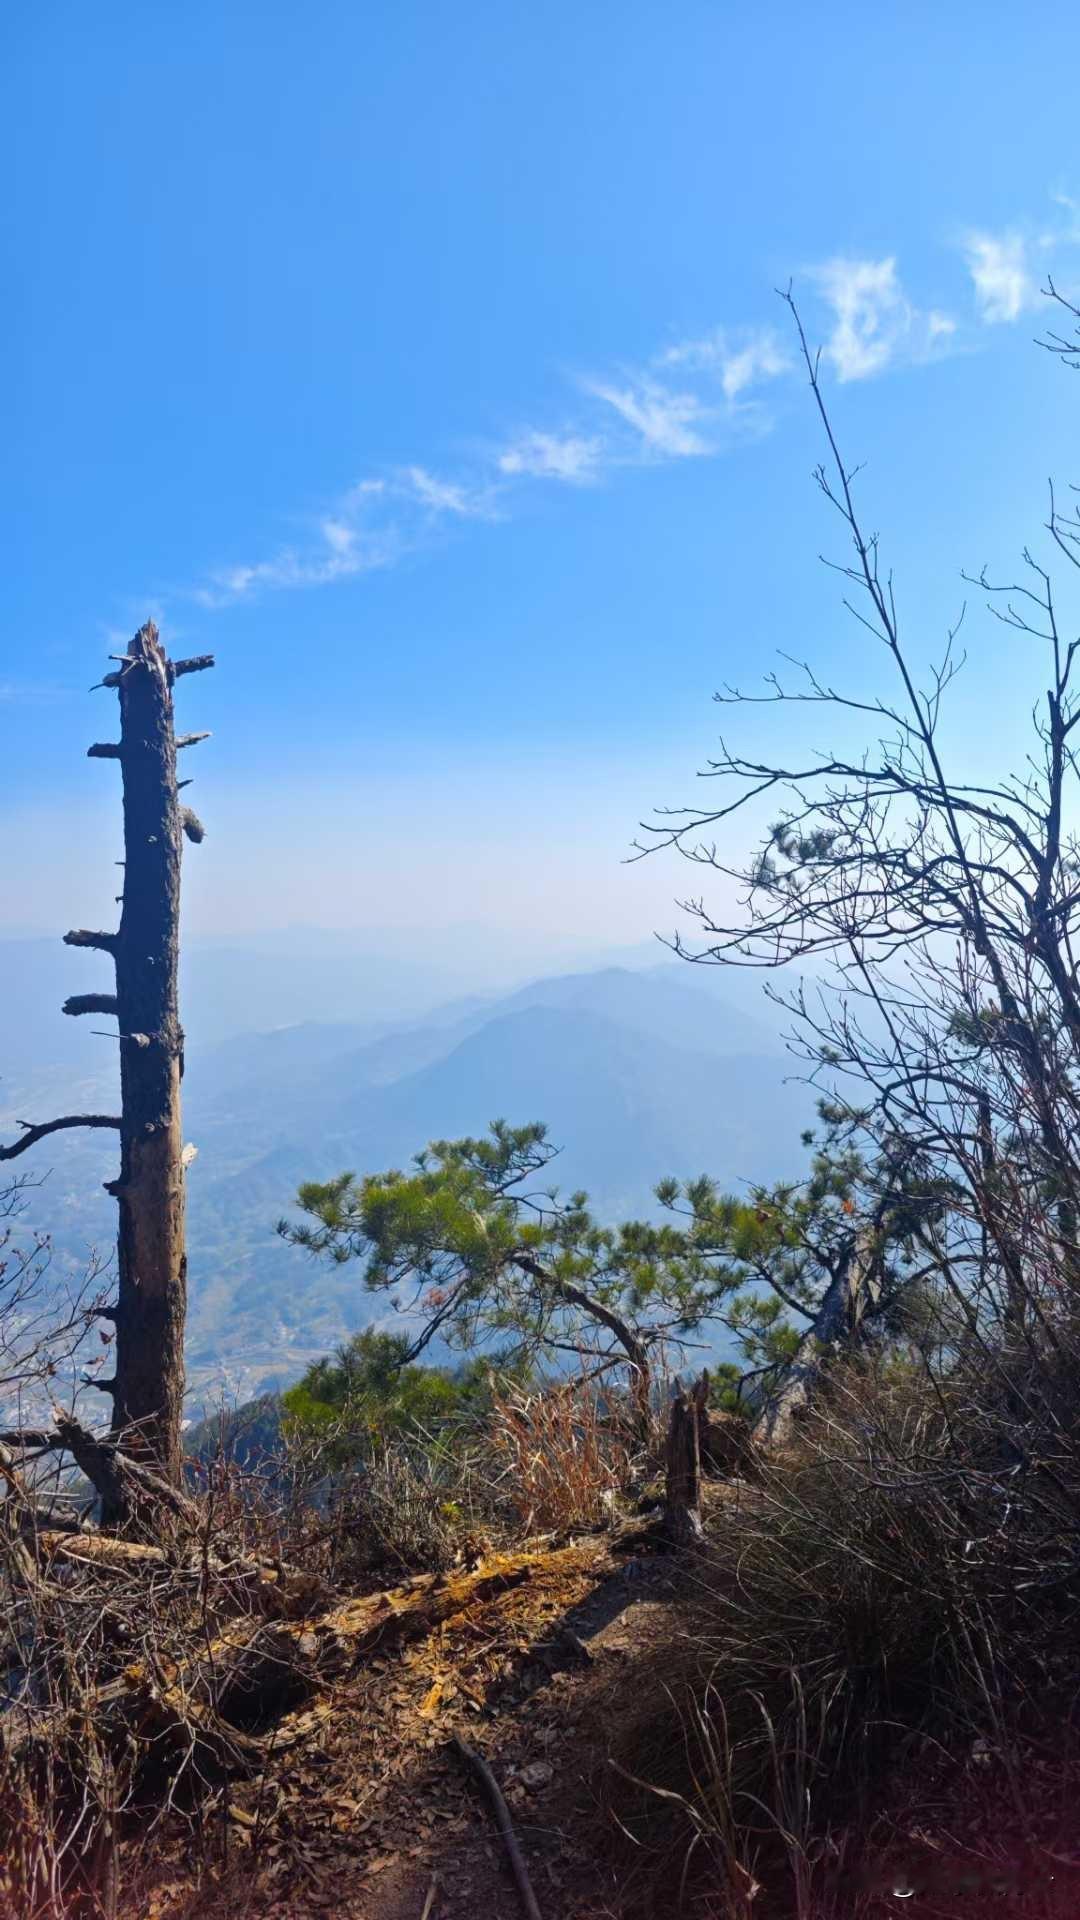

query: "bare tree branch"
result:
(0, 1116), (121, 1161)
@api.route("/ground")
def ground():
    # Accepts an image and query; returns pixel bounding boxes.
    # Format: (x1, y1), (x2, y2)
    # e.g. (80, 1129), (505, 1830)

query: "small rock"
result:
(518, 1760), (554, 1790)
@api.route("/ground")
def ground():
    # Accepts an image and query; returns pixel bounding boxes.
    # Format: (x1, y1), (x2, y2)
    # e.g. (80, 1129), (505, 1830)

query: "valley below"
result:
(0, 939), (811, 1414)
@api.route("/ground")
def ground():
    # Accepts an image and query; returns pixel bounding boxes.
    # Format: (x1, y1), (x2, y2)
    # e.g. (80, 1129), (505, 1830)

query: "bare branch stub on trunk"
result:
(1, 622), (214, 1517)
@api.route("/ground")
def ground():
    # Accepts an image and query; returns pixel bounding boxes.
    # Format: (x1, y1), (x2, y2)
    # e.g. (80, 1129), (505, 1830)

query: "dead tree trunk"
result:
(0, 622), (213, 1519)
(753, 1221), (884, 1452)
(664, 1371), (707, 1545)
(102, 626), (208, 1494)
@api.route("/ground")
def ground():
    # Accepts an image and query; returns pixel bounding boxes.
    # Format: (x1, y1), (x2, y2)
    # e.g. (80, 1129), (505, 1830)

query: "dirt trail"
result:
(140, 1530), (679, 1920)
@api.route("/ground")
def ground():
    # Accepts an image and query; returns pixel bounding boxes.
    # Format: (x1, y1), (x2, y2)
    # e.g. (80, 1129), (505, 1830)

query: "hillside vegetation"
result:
(1, 962), (805, 1408)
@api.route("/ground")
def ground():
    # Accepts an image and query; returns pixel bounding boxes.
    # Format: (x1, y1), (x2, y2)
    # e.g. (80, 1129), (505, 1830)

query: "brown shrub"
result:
(488, 1378), (635, 1535)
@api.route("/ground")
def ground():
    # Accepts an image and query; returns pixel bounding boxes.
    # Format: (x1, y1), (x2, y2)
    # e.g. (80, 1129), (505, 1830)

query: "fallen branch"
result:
(36, 1531), (170, 1571)
(209, 1555), (536, 1726)
(451, 1734), (543, 1920)
(51, 1415), (200, 1533)
(0, 1547), (545, 1789)
(13, 1506), (94, 1537)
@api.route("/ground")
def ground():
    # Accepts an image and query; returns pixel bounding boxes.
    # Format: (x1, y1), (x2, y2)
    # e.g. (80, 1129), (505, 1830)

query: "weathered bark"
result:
(62, 993), (119, 1018)
(0, 622), (214, 1520)
(664, 1372), (708, 1544)
(51, 1415), (200, 1537)
(104, 625), (209, 1503)
(754, 1222), (884, 1452)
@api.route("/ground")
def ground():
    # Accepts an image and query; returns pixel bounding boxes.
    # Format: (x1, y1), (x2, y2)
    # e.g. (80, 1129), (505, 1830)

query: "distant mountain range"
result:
(0, 938), (813, 1413)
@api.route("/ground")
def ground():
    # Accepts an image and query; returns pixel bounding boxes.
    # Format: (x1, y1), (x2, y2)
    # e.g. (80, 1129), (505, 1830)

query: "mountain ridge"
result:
(0, 953), (808, 1411)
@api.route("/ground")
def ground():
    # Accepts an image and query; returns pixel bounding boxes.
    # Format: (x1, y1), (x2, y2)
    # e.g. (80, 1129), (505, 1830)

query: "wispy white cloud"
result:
(194, 483), (398, 608)
(191, 210), (1078, 608)
(197, 462), (511, 606)
(719, 334), (792, 403)
(321, 516), (360, 557)
(810, 256), (955, 381)
(813, 257), (902, 380)
(497, 430), (603, 484)
(402, 465), (492, 517)
(963, 231), (1037, 323)
(585, 376), (713, 457)
(194, 547), (376, 608)
(191, 371), (703, 604)
(661, 325), (793, 402)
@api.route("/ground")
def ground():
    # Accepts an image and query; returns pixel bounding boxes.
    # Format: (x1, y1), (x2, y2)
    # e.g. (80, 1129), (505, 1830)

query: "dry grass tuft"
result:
(605, 1340), (1080, 1916)
(488, 1378), (636, 1535)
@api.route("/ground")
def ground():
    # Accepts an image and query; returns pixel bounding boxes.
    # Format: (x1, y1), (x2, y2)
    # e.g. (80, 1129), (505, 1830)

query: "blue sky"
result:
(5, 3), (1080, 957)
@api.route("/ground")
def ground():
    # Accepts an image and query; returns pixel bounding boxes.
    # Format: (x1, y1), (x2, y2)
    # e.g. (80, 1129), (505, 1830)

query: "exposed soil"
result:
(133, 1528), (681, 1920)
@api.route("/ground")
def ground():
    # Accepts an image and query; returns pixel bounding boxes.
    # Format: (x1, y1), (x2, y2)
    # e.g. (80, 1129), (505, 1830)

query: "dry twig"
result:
(450, 1733), (543, 1920)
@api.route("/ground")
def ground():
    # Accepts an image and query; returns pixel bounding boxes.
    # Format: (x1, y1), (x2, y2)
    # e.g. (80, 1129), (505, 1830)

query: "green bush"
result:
(280, 1328), (496, 1453)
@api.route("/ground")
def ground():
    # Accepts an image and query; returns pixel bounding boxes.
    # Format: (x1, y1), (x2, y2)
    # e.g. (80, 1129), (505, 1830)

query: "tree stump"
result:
(664, 1372), (708, 1545)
